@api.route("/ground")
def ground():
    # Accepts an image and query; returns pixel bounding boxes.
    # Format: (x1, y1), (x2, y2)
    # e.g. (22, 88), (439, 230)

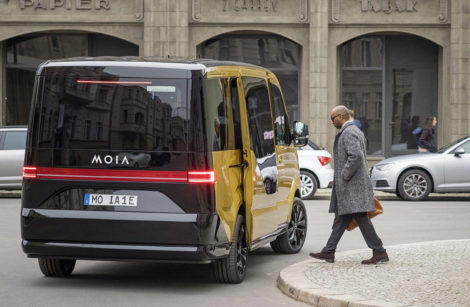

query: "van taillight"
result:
(188, 171), (216, 183)
(23, 166), (37, 179)
(317, 156), (331, 166)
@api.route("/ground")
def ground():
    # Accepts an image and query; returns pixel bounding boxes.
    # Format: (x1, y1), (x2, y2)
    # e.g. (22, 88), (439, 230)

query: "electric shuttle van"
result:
(21, 57), (309, 283)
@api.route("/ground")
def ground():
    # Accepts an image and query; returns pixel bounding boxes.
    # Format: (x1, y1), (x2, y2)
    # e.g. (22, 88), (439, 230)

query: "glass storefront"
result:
(199, 33), (301, 122)
(4, 33), (139, 125)
(341, 35), (438, 157)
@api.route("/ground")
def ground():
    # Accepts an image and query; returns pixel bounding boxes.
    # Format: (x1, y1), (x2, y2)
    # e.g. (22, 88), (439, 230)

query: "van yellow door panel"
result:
(275, 144), (299, 222)
(212, 150), (243, 240)
(238, 76), (281, 243)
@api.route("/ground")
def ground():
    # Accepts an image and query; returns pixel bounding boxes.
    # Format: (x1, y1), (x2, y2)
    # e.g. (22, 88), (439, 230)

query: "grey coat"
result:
(329, 121), (374, 215)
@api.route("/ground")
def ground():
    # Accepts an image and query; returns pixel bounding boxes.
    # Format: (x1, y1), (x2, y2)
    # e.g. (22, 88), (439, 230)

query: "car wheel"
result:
(300, 171), (317, 200)
(270, 197), (307, 254)
(213, 215), (248, 283)
(398, 169), (432, 201)
(38, 258), (76, 277)
(264, 178), (273, 194)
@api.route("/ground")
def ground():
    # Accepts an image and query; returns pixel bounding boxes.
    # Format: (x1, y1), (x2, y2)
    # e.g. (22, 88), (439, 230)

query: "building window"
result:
(96, 122), (103, 141)
(85, 120), (91, 140)
(341, 35), (438, 157)
(3, 33), (138, 125)
(200, 34), (301, 121)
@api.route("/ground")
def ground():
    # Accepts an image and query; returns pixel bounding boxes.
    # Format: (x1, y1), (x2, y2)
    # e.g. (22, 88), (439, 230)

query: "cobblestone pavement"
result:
(278, 240), (470, 307)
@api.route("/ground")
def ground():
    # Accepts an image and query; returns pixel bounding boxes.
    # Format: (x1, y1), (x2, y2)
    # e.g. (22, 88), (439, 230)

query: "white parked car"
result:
(296, 140), (334, 199)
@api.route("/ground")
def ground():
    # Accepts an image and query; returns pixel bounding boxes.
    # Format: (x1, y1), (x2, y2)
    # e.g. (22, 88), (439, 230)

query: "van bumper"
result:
(21, 209), (230, 263)
(22, 240), (228, 263)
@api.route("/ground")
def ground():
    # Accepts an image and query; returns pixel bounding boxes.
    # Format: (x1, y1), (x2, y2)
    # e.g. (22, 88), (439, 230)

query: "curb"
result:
(0, 190), (21, 198)
(277, 240), (470, 307)
(277, 261), (415, 307)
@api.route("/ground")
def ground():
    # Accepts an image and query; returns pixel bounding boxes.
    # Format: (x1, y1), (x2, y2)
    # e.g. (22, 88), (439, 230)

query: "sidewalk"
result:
(278, 240), (470, 307)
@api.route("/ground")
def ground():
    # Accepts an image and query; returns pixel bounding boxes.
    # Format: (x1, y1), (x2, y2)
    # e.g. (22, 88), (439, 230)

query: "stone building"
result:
(0, 0), (468, 160)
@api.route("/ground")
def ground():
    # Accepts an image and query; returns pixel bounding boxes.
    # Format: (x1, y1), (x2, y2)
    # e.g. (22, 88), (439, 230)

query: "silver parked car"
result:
(0, 126), (27, 189)
(370, 136), (470, 200)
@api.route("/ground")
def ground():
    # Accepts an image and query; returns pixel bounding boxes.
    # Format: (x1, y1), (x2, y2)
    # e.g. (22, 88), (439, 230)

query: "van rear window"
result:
(35, 68), (189, 153)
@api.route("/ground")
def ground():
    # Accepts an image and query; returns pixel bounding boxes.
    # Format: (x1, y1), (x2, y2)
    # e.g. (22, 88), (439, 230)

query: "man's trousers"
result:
(321, 212), (385, 255)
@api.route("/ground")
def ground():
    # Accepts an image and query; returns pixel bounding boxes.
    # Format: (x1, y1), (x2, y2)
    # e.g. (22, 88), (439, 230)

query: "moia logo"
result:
(91, 155), (129, 165)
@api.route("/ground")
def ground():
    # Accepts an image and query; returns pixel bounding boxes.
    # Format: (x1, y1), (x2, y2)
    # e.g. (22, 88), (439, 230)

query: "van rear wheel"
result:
(38, 258), (76, 277)
(271, 197), (307, 254)
(213, 215), (248, 284)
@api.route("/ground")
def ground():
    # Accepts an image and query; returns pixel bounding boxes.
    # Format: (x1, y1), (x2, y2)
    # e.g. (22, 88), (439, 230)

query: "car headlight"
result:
(375, 163), (394, 171)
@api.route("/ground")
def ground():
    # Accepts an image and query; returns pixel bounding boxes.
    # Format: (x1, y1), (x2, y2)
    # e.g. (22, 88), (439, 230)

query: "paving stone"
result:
(279, 240), (470, 307)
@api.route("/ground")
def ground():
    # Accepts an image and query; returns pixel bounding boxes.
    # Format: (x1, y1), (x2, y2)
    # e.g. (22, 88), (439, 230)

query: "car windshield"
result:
(298, 140), (321, 151)
(437, 136), (469, 153)
(308, 140), (321, 150)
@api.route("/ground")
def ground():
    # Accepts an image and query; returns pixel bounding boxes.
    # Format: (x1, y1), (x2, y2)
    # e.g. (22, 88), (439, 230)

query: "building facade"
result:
(0, 0), (469, 160)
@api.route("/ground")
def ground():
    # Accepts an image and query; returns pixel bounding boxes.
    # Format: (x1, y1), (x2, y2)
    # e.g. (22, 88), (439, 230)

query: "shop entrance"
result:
(3, 33), (138, 125)
(340, 35), (438, 157)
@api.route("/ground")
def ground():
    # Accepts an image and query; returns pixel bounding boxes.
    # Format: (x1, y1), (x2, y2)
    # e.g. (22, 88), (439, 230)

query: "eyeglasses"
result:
(331, 114), (341, 122)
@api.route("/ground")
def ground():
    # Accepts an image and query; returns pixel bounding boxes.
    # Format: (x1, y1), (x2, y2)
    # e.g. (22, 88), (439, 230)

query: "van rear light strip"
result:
(24, 167), (215, 184)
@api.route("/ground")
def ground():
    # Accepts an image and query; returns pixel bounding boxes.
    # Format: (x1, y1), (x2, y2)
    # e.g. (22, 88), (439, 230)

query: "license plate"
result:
(84, 193), (138, 207)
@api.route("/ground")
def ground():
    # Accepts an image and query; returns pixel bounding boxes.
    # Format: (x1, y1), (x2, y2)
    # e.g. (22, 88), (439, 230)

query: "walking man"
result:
(310, 105), (389, 264)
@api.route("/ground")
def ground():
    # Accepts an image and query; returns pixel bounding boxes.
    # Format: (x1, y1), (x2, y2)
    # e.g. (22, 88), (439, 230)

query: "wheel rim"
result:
(300, 174), (314, 198)
(287, 202), (307, 249)
(403, 173), (428, 198)
(236, 224), (248, 277)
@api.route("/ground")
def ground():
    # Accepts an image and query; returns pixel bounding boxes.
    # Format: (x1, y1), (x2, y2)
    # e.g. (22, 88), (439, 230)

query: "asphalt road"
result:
(1, 198), (469, 307)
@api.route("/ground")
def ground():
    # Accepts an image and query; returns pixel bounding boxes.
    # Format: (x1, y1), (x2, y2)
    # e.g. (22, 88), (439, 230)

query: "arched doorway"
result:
(340, 35), (439, 157)
(199, 32), (302, 121)
(3, 32), (139, 125)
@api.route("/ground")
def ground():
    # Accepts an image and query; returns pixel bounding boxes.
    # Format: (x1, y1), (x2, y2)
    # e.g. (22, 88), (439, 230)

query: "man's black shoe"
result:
(309, 252), (334, 263)
(361, 251), (389, 265)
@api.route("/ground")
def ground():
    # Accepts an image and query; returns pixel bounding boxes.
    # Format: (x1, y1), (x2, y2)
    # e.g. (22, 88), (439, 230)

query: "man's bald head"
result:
(330, 105), (350, 129)
(332, 105), (350, 118)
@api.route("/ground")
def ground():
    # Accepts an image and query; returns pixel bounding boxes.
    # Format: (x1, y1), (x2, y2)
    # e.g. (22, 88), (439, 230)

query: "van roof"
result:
(39, 57), (268, 73)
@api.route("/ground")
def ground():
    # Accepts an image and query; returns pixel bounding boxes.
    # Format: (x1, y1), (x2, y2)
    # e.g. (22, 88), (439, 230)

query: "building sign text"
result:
(361, 0), (417, 13)
(223, 0), (277, 12)
(19, 0), (110, 10)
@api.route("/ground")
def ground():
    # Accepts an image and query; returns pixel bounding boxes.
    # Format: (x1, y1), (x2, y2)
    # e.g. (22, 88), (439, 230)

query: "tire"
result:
(38, 258), (76, 277)
(264, 178), (273, 194)
(300, 171), (317, 200)
(271, 197), (307, 254)
(213, 215), (248, 284)
(397, 169), (432, 201)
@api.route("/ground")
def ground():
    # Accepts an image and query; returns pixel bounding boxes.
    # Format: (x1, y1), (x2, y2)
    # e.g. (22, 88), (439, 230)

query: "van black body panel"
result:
(21, 60), (227, 263)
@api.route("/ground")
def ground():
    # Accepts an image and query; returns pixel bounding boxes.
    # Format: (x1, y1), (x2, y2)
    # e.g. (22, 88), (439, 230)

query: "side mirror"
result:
(454, 147), (465, 157)
(293, 121), (309, 147)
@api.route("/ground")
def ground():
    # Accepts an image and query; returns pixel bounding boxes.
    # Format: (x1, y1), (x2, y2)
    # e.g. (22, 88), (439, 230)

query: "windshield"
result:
(437, 136), (468, 153)
(34, 67), (189, 152)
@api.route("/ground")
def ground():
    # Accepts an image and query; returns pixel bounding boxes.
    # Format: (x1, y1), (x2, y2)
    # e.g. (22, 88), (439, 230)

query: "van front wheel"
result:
(38, 258), (76, 277)
(213, 215), (248, 283)
(270, 197), (307, 254)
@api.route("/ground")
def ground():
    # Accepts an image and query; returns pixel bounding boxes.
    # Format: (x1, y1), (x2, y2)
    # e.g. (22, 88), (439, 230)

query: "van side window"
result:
(270, 84), (291, 146)
(243, 77), (277, 194)
(203, 78), (229, 151)
(230, 78), (243, 150)
(242, 77), (275, 157)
